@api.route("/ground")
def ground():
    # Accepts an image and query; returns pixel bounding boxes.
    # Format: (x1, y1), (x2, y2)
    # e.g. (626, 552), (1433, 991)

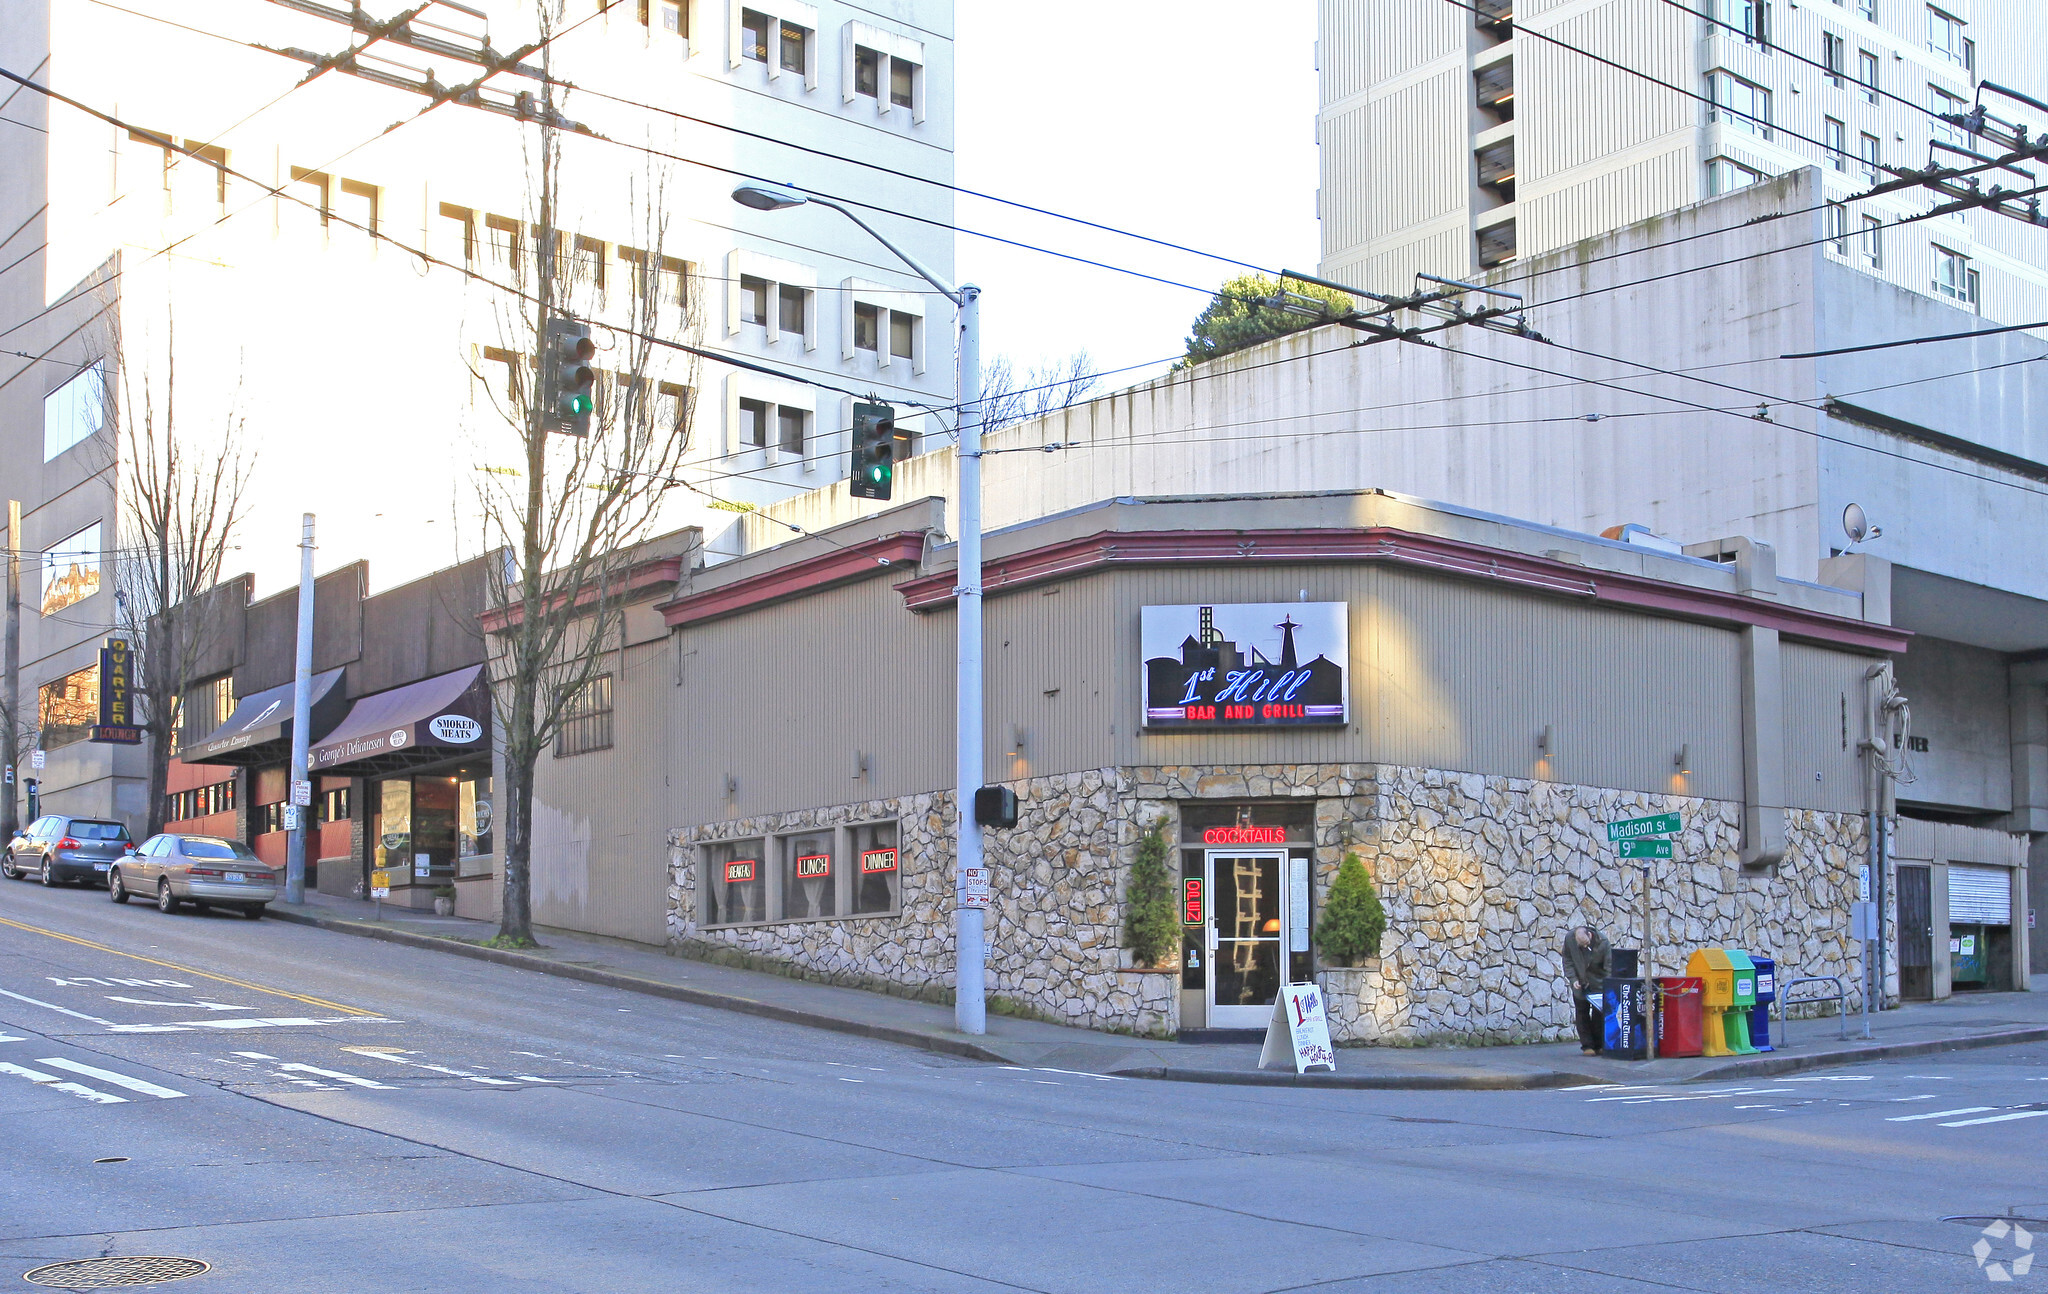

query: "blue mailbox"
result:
(1747, 953), (1776, 1053)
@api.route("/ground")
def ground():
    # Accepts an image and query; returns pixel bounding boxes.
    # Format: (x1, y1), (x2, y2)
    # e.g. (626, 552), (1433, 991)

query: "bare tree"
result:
(979, 350), (1098, 435)
(98, 308), (255, 838)
(475, 30), (700, 947)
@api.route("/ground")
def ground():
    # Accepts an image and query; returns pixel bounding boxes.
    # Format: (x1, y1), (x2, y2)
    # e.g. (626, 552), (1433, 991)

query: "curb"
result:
(1109, 1065), (1602, 1091)
(263, 907), (1010, 1065)
(1683, 1026), (2048, 1082)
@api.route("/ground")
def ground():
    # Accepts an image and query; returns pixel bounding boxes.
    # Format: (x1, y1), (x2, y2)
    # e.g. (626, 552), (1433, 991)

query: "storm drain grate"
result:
(22, 1257), (210, 1289)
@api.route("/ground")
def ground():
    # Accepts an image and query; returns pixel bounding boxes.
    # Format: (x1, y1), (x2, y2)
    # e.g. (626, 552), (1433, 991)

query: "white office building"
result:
(1315, 0), (2048, 324)
(0, 0), (954, 827)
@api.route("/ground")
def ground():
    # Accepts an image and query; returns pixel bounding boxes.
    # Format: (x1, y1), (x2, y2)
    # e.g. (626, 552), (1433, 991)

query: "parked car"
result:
(2, 815), (136, 886)
(112, 835), (275, 918)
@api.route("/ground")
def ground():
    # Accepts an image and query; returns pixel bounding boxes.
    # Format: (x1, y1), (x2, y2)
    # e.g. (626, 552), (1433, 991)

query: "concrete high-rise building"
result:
(1315, 0), (2048, 325)
(0, 0), (954, 829)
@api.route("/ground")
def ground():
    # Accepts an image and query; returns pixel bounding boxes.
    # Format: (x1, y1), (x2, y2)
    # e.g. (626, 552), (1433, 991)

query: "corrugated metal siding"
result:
(1949, 864), (2012, 924)
(1779, 641), (1867, 812)
(1520, 145), (1695, 257)
(1368, 70), (1468, 238)
(1522, 0), (1692, 184)
(1319, 0), (1462, 104)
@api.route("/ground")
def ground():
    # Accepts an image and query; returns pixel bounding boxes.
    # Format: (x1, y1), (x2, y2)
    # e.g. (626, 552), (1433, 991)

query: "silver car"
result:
(112, 834), (276, 919)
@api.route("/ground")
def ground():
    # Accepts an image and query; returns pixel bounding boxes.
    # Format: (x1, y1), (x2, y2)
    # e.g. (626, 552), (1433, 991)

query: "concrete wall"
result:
(1895, 637), (2014, 817)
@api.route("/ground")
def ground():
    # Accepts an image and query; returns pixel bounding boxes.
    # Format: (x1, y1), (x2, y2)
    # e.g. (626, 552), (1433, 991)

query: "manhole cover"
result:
(22, 1257), (210, 1289)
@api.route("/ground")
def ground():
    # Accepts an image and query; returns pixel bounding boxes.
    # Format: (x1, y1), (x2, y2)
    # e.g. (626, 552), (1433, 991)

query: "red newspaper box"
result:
(1656, 976), (1706, 1058)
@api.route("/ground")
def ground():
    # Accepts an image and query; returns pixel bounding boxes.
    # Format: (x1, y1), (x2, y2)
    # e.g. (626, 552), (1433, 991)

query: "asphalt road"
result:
(0, 879), (2042, 1293)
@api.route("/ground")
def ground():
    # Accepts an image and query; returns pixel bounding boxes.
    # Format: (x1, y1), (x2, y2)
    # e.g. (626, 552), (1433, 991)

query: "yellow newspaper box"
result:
(1684, 948), (1737, 1058)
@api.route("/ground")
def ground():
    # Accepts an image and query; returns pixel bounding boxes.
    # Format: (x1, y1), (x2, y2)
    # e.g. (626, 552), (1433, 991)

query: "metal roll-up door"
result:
(1948, 865), (2012, 925)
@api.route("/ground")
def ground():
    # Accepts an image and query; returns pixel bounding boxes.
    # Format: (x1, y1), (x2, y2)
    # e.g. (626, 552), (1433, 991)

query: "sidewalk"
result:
(266, 892), (2048, 1089)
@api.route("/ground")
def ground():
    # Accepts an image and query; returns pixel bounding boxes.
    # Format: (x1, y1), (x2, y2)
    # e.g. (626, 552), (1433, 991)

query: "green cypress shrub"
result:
(1124, 820), (1180, 968)
(1316, 853), (1387, 967)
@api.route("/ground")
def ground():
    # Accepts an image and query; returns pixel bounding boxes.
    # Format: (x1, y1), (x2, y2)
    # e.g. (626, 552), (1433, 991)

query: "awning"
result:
(181, 668), (348, 765)
(309, 665), (492, 775)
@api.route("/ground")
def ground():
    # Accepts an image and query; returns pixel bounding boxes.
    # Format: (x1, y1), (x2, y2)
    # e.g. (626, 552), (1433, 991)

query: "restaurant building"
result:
(165, 554), (498, 914)
(527, 489), (2016, 1041)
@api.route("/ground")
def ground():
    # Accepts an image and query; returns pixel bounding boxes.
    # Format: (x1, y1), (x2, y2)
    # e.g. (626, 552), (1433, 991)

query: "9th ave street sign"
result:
(1607, 812), (1681, 842)
(1617, 838), (1673, 859)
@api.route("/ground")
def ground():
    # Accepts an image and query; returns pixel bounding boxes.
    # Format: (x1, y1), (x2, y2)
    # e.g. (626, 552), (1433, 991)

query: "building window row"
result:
(734, 8), (925, 122)
(478, 348), (691, 438)
(440, 204), (696, 310)
(737, 396), (810, 457)
(168, 779), (238, 824)
(700, 820), (899, 927)
(1707, 70), (1772, 140)
(1933, 245), (1980, 310)
(556, 674), (614, 757)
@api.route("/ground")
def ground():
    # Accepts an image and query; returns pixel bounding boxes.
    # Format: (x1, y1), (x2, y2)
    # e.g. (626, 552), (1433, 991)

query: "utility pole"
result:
(285, 514), (315, 904)
(2, 500), (19, 845)
(954, 283), (986, 1035)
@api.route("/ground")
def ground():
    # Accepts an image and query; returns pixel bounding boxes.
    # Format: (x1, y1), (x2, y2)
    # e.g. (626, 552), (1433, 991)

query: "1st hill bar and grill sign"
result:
(1142, 603), (1348, 728)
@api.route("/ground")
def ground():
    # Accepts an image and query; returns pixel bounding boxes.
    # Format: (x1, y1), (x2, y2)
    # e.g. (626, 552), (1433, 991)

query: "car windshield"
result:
(70, 821), (131, 841)
(180, 838), (258, 861)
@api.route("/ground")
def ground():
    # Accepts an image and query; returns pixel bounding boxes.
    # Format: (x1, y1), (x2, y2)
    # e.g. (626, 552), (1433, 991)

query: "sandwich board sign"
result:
(1258, 982), (1336, 1074)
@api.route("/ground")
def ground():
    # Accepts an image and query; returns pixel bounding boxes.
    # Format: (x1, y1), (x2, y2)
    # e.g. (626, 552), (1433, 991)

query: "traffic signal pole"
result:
(953, 284), (986, 1036)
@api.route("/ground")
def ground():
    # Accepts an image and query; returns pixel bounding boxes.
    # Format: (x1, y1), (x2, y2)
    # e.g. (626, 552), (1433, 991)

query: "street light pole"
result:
(731, 181), (986, 1033)
(285, 513), (314, 905)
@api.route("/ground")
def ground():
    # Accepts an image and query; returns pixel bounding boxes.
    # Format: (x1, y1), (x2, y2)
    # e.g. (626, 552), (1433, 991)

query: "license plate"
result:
(221, 873), (245, 884)
(93, 863), (109, 871)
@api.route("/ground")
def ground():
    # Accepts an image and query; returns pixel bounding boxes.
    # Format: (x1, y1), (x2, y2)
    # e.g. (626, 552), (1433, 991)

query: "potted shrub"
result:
(432, 883), (456, 917)
(1315, 853), (1386, 968)
(1122, 820), (1180, 970)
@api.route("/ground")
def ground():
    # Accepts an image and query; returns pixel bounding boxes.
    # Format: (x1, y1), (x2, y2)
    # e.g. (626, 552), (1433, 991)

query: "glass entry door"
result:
(1205, 850), (1287, 1027)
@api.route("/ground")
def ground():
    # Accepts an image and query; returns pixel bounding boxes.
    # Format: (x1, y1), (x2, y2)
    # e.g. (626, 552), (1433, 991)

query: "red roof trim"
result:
(481, 556), (685, 633)
(893, 527), (1910, 653)
(659, 532), (927, 629)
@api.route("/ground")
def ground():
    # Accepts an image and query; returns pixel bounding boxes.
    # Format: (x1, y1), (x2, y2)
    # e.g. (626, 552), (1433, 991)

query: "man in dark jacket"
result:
(1563, 925), (1612, 1055)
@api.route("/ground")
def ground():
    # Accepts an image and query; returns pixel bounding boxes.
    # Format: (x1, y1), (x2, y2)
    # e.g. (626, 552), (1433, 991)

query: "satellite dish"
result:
(1842, 502), (1883, 547)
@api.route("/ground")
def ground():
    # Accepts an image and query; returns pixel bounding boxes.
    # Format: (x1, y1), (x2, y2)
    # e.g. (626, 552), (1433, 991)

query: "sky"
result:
(951, 3), (1321, 395)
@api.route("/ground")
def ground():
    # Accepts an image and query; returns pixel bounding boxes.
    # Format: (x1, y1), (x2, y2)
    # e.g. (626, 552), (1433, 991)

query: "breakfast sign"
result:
(1142, 603), (1348, 728)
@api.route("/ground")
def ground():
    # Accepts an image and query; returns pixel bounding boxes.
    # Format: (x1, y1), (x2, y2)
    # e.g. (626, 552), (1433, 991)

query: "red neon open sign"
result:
(1183, 877), (1204, 926)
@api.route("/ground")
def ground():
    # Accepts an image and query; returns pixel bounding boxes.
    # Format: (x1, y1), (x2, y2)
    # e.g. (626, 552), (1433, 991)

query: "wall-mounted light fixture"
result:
(722, 773), (737, 797)
(1674, 743), (1691, 774)
(1009, 725), (1028, 756)
(1537, 724), (1554, 757)
(851, 751), (869, 781)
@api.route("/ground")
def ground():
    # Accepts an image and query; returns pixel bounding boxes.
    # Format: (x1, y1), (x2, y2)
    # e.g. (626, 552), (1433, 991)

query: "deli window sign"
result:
(1142, 603), (1347, 728)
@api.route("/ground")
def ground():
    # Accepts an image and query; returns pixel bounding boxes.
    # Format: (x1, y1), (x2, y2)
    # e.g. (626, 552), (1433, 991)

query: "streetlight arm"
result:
(805, 196), (961, 305)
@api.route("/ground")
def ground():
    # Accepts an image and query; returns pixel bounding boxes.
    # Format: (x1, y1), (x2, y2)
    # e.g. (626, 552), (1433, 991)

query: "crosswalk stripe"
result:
(35, 1058), (185, 1100)
(0, 1061), (126, 1104)
(1888, 1106), (1996, 1122)
(274, 1062), (393, 1090)
(1941, 1109), (2048, 1128)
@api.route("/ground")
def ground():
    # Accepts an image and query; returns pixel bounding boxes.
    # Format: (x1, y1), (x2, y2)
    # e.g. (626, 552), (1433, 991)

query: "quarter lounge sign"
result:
(1142, 603), (1347, 728)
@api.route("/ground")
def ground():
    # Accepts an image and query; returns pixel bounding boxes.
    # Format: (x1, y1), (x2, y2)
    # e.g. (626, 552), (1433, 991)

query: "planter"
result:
(1317, 962), (1381, 1043)
(433, 897), (454, 917)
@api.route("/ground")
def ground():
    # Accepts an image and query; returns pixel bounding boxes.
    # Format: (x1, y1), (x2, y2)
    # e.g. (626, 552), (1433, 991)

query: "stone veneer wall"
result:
(668, 763), (1866, 1046)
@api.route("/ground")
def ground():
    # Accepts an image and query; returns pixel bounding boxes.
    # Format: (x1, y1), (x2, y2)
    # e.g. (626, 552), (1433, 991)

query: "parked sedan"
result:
(2, 815), (136, 886)
(112, 835), (275, 918)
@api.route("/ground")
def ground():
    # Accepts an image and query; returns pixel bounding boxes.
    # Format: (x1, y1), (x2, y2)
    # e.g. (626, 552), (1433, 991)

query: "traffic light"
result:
(541, 317), (596, 436)
(849, 401), (896, 500)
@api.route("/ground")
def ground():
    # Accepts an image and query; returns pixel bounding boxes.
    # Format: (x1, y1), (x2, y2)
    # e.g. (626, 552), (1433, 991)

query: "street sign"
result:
(282, 805), (301, 832)
(1617, 838), (1673, 859)
(30, 749), (44, 771)
(291, 779), (312, 807)
(962, 866), (990, 909)
(370, 868), (392, 898)
(1606, 811), (1681, 842)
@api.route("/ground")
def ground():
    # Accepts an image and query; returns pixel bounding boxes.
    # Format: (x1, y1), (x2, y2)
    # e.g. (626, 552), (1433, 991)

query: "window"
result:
(254, 801), (289, 835)
(1708, 70), (1772, 139)
(1712, 0), (1768, 45)
(1709, 157), (1768, 193)
(555, 674), (613, 756)
(740, 274), (769, 325)
(779, 19), (808, 73)
(777, 406), (805, 455)
(1825, 202), (1850, 254)
(621, 248), (690, 308)
(1824, 117), (1847, 169)
(889, 57), (917, 108)
(127, 127), (173, 200)
(1933, 246), (1979, 308)
(168, 778), (237, 824)
(889, 310), (914, 360)
(41, 521), (102, 616)
(638, 0), (686, 35)
(569, 235), (607, 292)
(1858, 49), (1879, 103)
(289, 166), (331, 228)
(1862, 215), (1884, 268)
(854, 45), (880, 97)
(1927, 7), (1970, 70)
(319, 785), (352, 827)
(38, 665), (98, 749)
(459, 771), (493, 861)
(740, 8), (769, 61)
(1931, 85), (1968, 147)
(850, 820), (899, 914)
(182, 675), (234, 745)
(180, 141), (228, 209)
(1860, 131), (1882, 182)
(336, 177), (378, 248)
(778, 831), (835, 920)
(703, 838), (766, 925)
(480, 346), (526, 405)
(777, 282), (807, 336)
(1822, 32), (1845, 86)
(657, 382), (692, 438)
(485, 214), (524, 280)
(853, 302), (880, 351)
(1859, 0), (1874, 18)
(438, 203), (477, 263)
(43, 361), (105, 461)
(739, 397), (769, 447)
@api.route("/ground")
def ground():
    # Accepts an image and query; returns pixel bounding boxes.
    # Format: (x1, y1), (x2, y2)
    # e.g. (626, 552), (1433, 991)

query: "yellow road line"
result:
(0, 915), (375, 1016)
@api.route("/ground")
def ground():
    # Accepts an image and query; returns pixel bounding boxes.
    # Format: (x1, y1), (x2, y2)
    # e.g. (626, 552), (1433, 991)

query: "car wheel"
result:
(242, 905), (266, 920)
(156, 880), (180, 915)
(39, 857), (55, 887)
(0, 853), (17, 880)
(108, 870), (129, 904)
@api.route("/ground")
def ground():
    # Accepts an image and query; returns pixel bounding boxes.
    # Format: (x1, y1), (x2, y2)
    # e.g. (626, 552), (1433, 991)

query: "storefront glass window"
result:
(703, 838), (766, 926)
(374, 778), (412, 878)
(1178, 802), (1314, 846)
(414, 777), (458, 881)
(850, 821), (899, 915)
(460, 771), (494, 872)
(778, 831), (835, 920)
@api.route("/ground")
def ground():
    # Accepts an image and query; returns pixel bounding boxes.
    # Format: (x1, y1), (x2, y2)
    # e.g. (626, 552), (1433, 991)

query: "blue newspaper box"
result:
(1747, 954), (1776, 1052)
(1602, 977), (1649, 1059)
